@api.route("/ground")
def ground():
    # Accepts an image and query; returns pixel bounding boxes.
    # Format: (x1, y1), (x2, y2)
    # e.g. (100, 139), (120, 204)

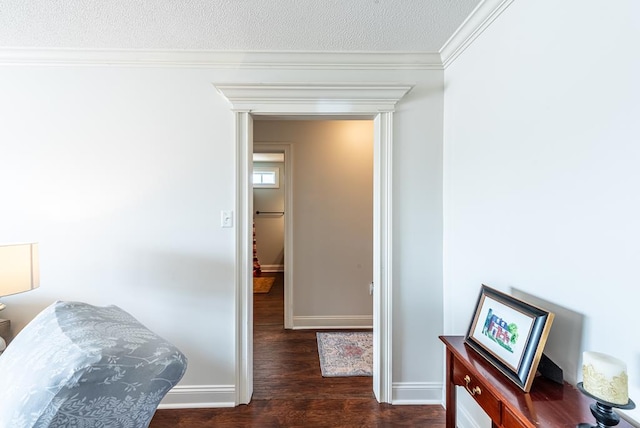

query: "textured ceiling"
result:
(0, 0), (481, 52)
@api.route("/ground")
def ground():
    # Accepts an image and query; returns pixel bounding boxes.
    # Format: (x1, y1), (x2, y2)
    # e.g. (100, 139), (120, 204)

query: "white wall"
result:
(254, 120), (374, 326)
(443, 0), (640, 425)
(0, 57), (444, 406)
(0, 66), (238, 403)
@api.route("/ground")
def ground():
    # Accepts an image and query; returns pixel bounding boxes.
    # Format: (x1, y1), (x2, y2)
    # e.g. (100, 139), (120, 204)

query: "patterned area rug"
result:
(253, 276), (275, 293)
(316, 331), (373, 377)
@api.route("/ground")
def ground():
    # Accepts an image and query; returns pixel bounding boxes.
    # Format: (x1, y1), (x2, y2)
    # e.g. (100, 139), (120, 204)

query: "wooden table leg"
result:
(445, 349), (457, 428)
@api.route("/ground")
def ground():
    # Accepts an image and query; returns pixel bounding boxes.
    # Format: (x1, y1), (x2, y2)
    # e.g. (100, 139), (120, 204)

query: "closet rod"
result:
(255, 211), (284, 215)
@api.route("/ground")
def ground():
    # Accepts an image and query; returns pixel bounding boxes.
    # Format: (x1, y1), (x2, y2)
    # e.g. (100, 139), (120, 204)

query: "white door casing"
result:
(213, 83), (413, 405)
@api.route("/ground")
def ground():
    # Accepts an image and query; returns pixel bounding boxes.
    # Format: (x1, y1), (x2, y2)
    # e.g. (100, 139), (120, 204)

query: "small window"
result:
(253, 167), (280, 188)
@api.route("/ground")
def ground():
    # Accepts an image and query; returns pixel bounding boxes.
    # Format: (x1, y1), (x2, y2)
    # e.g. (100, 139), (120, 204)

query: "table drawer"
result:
(453, 358), (502, 424)
(503, 406), (532, 428)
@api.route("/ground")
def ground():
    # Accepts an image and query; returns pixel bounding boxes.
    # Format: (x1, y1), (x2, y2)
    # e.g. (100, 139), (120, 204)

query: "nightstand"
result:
(440, 336), (635, 428)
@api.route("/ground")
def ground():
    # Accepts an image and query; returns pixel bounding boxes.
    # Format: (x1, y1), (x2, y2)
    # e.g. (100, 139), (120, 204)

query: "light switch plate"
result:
(221, 210), (233, 228)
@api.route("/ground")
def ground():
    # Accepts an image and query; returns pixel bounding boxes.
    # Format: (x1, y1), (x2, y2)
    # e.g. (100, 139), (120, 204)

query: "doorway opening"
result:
(253, 120), (375, 331)
(251, 119), (375, 399)
(252, 143), (291, 328)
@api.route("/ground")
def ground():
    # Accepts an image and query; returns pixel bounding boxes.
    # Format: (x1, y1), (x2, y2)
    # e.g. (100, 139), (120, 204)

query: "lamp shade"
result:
(0, 243), (39, 297)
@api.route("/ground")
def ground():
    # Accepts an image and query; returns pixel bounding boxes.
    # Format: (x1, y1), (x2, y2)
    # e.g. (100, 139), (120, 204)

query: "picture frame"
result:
(465, 284), (554, 392)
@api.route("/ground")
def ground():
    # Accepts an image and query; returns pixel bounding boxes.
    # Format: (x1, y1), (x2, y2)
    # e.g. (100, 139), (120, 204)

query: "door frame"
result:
(214, 82), (413, 405)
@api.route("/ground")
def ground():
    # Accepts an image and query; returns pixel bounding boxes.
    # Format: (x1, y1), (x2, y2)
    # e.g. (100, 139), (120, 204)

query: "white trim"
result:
(253, 153), (285, 163)
(439, 0), (515, 68)
(0, 48), (442, 69)
(158, 385), (236, 409)
(217, 82), (412, 405)
(292, 315), (373, 330)
(257, 264), (284, 273)
(234, 111), (254, 405)
(372, 112), (394, 403)
(391, 382), (443, 405)
(214, 83), (413, 114)
(284, 143), (294, 329)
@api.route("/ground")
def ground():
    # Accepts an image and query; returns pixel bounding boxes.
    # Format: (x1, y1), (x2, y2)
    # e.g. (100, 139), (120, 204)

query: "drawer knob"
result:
(464, 375), (482, 396)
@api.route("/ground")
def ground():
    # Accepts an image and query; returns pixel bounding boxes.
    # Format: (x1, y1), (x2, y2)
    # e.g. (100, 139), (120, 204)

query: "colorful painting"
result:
(465, 285), (555, 392)
(481, 308), (519, 353)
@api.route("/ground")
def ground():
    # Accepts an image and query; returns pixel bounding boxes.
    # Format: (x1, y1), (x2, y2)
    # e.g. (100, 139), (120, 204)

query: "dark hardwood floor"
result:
(150, 273), (445, 427)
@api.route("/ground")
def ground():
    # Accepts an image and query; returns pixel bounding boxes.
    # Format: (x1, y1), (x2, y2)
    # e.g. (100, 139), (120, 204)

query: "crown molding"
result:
(0, 48), (442, 70)
(439, 0), (514, 68)
(213, 82), (414, 114)
(0, 0), (516, 71)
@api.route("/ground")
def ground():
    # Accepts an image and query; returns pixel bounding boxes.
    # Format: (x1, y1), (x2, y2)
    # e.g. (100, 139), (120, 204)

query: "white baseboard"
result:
(159, 382), (447, 409)
(292, 315), (373, 329)
(158, 384), (236, 409)
(392, 382), (443, 405)
(259, 264), (284, 273)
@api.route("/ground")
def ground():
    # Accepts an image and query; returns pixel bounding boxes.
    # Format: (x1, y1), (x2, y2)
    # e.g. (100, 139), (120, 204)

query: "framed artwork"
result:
(465, 284), (554, 392)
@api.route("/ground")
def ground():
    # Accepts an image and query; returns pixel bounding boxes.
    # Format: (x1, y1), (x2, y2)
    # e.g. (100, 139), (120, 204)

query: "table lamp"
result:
(0, 243), (40, 311)
(577, 351), (636, 428)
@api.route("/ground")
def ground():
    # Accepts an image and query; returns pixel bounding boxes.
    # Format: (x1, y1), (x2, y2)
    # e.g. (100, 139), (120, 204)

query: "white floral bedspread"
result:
(0, 301), (187, 428)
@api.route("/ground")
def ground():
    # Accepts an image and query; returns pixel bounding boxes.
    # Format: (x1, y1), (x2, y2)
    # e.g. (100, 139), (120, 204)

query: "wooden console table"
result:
(440, 336), (635, 428)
